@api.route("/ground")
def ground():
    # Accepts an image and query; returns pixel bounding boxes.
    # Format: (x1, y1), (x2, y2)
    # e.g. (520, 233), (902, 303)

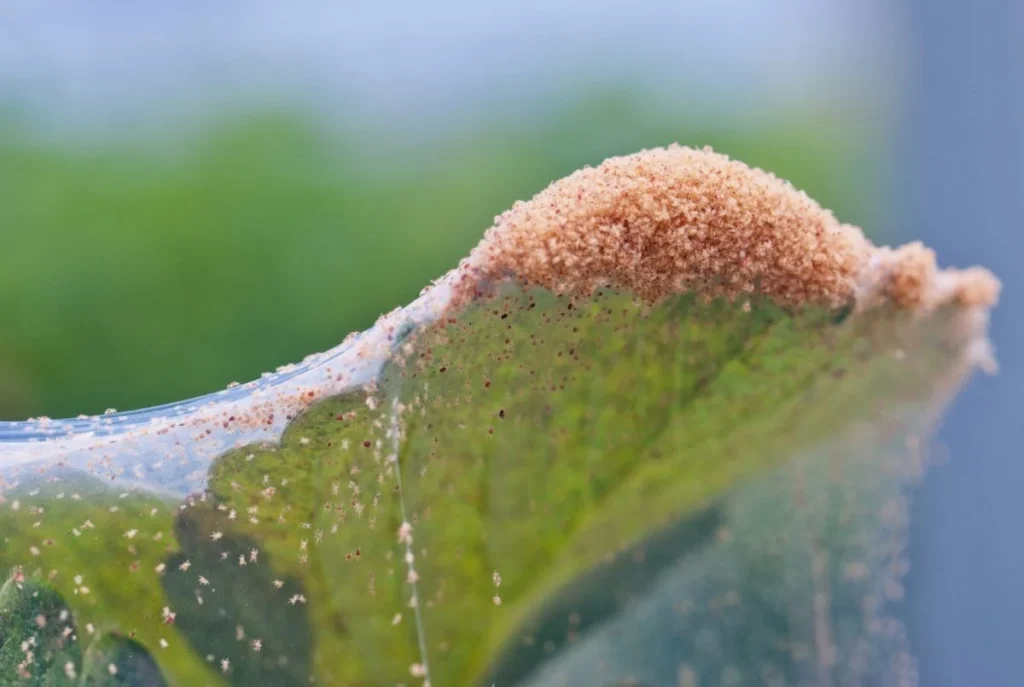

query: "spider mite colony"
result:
(0, 147), (997, 685)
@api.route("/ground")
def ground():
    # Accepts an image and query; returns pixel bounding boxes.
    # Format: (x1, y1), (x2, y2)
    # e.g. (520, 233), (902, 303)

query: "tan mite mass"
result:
(451, 145), (999, 312)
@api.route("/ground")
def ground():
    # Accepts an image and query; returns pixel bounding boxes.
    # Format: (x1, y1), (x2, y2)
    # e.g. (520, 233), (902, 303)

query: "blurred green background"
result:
(0, 99), (877, 420)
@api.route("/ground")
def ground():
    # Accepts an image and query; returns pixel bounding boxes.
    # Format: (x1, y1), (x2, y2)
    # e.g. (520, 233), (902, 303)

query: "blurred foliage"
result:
(0, 95), (876, 419)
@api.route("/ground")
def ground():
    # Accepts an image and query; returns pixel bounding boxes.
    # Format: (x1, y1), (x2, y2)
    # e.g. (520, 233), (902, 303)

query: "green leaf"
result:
(0, 146), (998, 686)
(163, 504), (313, 685)
(0, 477), (222, 685)
(0, 575), (81, 684)
(372, 288), (982, 685)
(79, 633), (165, 686)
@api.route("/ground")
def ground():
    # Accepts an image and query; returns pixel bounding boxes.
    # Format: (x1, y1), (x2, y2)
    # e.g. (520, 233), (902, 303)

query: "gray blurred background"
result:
(0, 1), (1019, 684)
